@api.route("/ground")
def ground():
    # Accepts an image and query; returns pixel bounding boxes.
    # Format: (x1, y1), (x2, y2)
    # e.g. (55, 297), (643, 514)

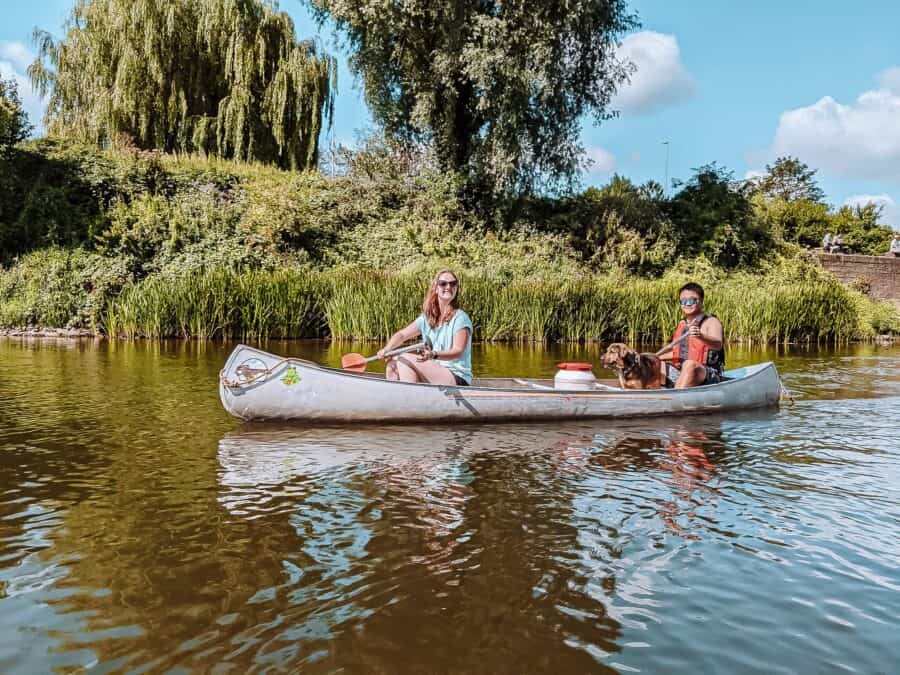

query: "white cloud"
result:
(0, 40), (46, 135)
(771, 68), (900, 181)
(0, 41), (33, 72)
(613, 31), (696, 115)
(843, 194), (900, 227)
(879, 67), (900, 95)
(584, 146), (616, 176)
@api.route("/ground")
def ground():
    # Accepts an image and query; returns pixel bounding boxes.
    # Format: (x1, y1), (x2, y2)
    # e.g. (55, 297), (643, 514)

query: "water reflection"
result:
(213, 415), (769, 672)
(1, 338), (899, 673)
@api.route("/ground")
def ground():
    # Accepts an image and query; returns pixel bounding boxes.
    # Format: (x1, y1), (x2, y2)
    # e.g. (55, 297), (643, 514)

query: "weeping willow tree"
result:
(29, 0), (335, 169)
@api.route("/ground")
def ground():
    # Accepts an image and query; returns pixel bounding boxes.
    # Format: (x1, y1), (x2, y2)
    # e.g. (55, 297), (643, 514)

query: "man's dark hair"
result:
(678, 282), (704, 301)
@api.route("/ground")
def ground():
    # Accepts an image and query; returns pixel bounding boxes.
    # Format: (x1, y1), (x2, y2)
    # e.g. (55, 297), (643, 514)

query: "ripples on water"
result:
(0, 339), (898, 673)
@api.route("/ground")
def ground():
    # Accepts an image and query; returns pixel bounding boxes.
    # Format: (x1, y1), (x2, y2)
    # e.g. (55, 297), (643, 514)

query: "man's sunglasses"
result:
(679, 297), (698, 306)
(437, 280), (458, 288)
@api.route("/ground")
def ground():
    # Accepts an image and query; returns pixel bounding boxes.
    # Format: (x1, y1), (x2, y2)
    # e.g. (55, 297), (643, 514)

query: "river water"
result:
(1, 339), (898, 673)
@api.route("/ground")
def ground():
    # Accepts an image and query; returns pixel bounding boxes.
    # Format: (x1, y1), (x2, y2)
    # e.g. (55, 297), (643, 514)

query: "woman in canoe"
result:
(377, 269), (473, 386)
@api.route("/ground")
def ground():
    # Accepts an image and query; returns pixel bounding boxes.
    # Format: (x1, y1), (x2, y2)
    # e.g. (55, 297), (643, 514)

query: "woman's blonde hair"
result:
(422, 269), (460, 329)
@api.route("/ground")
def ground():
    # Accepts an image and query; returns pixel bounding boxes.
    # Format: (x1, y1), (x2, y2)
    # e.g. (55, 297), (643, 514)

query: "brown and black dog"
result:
(601, 343), (661, 390)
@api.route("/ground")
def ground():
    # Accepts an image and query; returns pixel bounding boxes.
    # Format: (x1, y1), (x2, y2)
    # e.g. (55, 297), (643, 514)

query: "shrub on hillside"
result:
(0, 248), (130, 329)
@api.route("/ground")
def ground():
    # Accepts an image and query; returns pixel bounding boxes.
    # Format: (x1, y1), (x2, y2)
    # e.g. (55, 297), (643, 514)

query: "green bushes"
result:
(3, 253), (896, 340)
(1, 142), (897, 343)
(0, 248), (130, 330)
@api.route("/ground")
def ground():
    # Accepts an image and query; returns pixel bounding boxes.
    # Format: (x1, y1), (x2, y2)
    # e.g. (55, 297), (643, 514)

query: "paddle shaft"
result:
(366, 341), (425, 363)
(654, 330), (690, 356)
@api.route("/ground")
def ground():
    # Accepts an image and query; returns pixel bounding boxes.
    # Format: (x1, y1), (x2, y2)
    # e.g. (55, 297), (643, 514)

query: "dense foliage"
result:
(0, 142), (897, 338)
(309, 0), (637, 199)
(667, 164), (776, 268)
(29, 0), (335, 169)
(752, 156), (825, 203)
(0, 78), (32, 151)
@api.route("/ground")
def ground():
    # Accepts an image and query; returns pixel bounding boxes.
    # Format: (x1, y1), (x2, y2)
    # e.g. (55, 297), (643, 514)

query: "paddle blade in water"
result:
(341, 353), (368, 372)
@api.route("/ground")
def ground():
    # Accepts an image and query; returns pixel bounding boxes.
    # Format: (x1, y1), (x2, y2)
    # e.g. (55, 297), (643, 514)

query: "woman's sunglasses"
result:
(679, 297), (698, 306)
(437, 280), (458, 288)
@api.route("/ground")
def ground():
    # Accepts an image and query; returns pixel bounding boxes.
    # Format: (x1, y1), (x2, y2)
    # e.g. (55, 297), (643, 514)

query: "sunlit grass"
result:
(101, 265), (898, 342)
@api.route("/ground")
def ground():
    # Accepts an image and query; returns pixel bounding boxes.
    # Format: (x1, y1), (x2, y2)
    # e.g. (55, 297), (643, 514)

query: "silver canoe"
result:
(219, 344), (781, 423)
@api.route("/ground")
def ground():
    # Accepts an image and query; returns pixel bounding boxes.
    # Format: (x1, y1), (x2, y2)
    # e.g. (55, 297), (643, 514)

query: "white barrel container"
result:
(554, 362), (597, 390)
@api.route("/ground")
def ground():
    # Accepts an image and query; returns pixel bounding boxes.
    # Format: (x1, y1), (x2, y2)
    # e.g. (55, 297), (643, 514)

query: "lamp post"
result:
(662, 140), (670, 197)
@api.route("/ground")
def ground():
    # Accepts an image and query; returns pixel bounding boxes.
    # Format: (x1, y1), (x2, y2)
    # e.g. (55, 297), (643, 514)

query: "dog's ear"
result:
(623, 350), (636, 368)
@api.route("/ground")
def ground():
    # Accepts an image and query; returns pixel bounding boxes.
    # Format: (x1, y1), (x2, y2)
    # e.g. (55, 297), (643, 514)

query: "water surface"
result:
(1, 339), (898, 673)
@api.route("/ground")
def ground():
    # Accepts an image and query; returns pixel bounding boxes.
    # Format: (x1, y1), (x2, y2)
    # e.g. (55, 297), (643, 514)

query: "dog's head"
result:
(601, 343), (636, 371)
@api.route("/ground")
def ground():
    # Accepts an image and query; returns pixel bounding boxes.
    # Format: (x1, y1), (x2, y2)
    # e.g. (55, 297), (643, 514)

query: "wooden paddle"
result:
(341, 342), (426, 373)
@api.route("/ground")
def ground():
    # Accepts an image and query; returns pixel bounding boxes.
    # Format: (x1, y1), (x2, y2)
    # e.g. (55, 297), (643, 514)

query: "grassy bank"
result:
(3, 249), (895, 342)
(1, 141), (897, 343)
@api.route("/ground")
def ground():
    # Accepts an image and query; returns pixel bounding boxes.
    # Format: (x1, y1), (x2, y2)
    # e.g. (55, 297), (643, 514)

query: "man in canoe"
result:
(376, 269), (473, 386)
(657, 282), (725, 388)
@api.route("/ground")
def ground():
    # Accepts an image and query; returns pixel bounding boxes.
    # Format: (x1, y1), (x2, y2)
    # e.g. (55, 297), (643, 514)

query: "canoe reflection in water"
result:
(218, 425), (481, 588)
(214, 412), (772, 670)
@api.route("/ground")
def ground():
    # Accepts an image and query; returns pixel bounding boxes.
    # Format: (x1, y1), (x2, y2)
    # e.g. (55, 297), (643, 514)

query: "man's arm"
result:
(694, 317), (724, 349)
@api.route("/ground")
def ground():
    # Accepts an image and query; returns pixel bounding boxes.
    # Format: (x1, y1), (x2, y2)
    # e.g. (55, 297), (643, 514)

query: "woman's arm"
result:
(430, 327), (471, 361)
(378, 320), (421, 359)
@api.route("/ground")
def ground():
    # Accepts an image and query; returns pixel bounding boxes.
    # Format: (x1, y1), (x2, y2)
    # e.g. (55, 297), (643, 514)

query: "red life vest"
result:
(671, 314), (725, 370)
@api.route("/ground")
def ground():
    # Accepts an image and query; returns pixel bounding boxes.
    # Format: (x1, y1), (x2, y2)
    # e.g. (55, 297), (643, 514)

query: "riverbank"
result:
(3, 260), (899, 342)
(0, 328), (95, 338)
(2, 141), (898, 342)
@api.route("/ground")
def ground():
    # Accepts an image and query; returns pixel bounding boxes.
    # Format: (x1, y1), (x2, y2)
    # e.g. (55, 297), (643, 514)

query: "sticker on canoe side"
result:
(281, 367), (301, 386)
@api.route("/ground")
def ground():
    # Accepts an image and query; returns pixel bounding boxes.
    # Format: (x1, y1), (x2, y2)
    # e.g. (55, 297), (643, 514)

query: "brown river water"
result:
(1, 338), (898, 673)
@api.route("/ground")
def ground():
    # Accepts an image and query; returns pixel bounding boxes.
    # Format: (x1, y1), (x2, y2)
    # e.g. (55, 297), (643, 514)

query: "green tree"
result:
(29, 0), (335, 169)
(579, 176), (674, 274)
(309, 0), (637, 200)
(754, 156), (825, 203)
(752, 194), (829, 247)
(0, 78), (32, 151)
(830, 203), (893, 255)
(668, 164), (774, 268)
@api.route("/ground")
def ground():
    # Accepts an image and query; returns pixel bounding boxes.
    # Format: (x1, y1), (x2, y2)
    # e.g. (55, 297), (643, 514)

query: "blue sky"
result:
(2, 0), (899, 224)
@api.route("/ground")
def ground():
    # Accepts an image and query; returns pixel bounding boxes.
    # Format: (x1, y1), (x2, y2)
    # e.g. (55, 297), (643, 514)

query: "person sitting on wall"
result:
(832, 234), (845, 254)
(889, 234), (900, 257)
(657, 282), (726, 389)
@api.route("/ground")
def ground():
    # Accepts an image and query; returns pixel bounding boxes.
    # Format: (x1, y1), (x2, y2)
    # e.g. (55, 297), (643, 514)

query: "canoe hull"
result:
(219, 345), (781, 423)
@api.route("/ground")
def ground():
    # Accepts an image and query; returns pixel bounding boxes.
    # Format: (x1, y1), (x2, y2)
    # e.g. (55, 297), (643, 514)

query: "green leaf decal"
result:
(281, 367), (301, 386)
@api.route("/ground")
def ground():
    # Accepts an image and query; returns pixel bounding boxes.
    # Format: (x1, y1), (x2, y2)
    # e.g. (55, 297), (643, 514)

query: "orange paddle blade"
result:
(340, 352), (369, 372)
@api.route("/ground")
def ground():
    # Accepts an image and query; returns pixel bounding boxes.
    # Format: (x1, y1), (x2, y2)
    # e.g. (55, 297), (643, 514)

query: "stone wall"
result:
(814, 252), (900, 308)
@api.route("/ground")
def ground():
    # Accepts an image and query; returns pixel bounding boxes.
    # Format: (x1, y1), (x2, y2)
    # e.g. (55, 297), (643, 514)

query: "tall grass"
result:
(110, 269), (325, 339)
(99, 264), (899, 342)
(322, 269), (423, 340)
